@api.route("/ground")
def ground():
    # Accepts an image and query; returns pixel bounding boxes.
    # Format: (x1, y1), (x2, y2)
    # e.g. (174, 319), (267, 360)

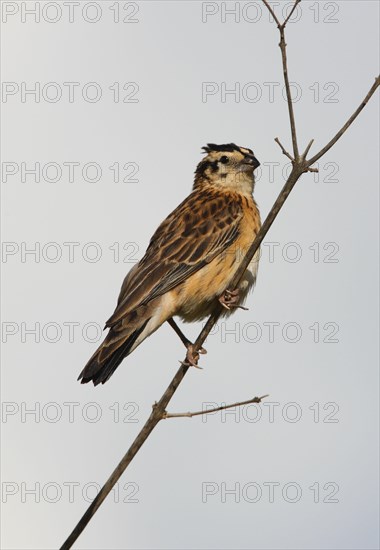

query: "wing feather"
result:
(106, 190), (243, 328)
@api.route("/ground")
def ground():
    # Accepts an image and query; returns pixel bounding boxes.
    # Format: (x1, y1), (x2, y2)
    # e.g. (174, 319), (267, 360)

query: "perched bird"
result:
(78, 143), (261, 385)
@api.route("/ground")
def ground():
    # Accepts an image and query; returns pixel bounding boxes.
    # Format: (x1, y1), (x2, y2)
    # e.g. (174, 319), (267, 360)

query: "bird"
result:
(78, 143), (261, 385)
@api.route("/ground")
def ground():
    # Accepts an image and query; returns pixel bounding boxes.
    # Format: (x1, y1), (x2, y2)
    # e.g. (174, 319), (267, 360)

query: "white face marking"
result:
(195, 146), (258, 195)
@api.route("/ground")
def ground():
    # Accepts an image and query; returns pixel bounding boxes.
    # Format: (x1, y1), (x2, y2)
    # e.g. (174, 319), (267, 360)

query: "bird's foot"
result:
(219, 288), (248, 311)
(218, 288), (248, 311)
(180, 343), (207, 369)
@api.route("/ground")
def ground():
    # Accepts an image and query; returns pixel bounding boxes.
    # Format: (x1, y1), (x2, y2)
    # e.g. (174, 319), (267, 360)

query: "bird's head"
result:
(194, 143), (260, 194)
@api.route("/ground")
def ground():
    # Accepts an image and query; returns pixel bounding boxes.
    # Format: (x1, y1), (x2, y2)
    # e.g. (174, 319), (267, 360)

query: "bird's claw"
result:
(219, 288), (248, 310)
(179, 343), (205, 369)
(179, 360), (203, 370)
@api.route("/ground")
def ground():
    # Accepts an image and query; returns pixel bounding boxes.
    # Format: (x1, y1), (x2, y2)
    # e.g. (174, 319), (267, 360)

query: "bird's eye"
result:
(220, 156), (229, 164)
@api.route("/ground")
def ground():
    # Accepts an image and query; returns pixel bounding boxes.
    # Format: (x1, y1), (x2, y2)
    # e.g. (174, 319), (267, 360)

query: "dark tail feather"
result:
(78, 319), (150, 386)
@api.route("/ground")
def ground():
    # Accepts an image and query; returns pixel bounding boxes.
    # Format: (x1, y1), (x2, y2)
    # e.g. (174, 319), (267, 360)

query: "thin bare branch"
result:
(262, 0), (281, 27)
(274, 137), (294, 161)
(307, 76), (380, 167)
(302, 139), (314, 159)
(278, 25), (299, 159)
(60, 363), (191, 550)
(163, 395), (269, 419)
(282, 0), (301, 28)
(263, 0), (301, 159)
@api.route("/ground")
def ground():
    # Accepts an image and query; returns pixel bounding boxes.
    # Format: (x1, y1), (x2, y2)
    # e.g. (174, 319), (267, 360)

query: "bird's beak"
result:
(241, 155), (260, 170)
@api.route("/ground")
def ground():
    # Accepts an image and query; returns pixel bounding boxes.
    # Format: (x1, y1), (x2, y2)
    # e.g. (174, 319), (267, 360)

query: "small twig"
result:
(163, 395), (269, 419)
(274, 137), (294, 162)
(278, 24), (299, 159)
(263, 0), (301, 160)
(262, 0), (281, 27)
(301, 139), (318, 172)
(302, 139), (314, 159)
(282, 0), (301, 28)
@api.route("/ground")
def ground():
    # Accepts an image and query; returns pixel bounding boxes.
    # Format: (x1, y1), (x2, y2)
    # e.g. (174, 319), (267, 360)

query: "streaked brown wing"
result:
(105, 189), (243, 328)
